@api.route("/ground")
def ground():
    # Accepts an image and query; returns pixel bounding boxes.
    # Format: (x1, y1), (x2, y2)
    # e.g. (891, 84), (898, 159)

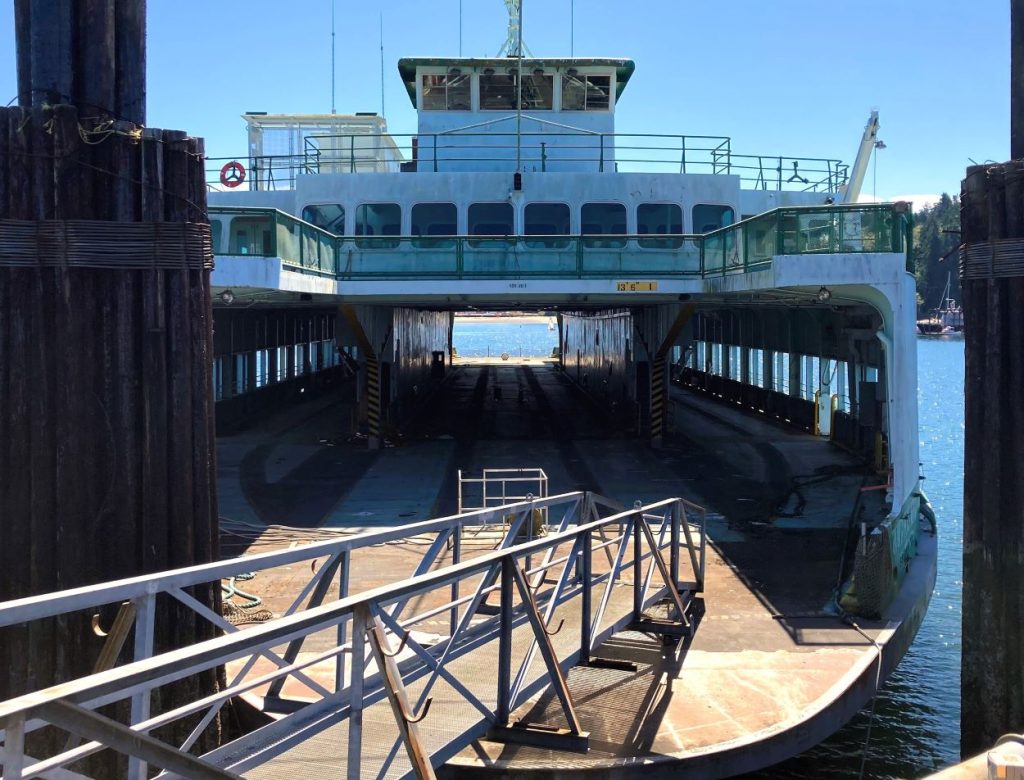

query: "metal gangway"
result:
(0, 492), (705, 780)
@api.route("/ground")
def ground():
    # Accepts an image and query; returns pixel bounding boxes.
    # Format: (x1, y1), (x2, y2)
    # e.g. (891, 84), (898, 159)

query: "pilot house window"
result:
(479, 71), (518, 110)
(561, 73), (611, 111)
(421, 72), (471, 110)
(521, 71), (554, 110)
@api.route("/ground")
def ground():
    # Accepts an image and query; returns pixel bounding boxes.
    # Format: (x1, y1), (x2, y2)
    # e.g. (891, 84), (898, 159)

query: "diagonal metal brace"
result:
(638, 517), (691, 628)
(358, 604), (437, 780)
(509, 561), (584, 737)
(36, 700), (240, 780)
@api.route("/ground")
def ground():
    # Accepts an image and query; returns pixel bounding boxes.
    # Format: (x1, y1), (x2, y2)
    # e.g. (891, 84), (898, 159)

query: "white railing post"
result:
(632, 501), (643, 620)
(671, 500), (681, 588)
(128, 588), (156, 780)
(336, 551), (350, 693)
(1, 713), (26, 780)
(347, 612), (365, 779)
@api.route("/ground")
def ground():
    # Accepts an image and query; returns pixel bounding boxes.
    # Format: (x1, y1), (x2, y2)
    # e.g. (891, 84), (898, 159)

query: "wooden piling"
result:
(959, 0), (1024, 756)
(960, 162), (1024, 754)
(0, 1), (221, 771)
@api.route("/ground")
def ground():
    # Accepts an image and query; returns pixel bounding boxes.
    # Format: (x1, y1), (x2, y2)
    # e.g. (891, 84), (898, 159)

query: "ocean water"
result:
(452, 319), (559, 358)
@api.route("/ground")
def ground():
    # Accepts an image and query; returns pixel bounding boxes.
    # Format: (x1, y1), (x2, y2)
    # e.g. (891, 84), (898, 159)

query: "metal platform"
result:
(0, 493), (705, 780)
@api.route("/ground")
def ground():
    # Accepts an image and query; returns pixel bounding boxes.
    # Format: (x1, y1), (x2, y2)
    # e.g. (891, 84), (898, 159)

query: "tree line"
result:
(911, 194), (961, 313)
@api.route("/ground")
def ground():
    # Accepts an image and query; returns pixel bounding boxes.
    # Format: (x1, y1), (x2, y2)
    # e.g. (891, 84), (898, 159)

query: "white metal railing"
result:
(457, 467), (548, 513)
(0, 492), (706, 780)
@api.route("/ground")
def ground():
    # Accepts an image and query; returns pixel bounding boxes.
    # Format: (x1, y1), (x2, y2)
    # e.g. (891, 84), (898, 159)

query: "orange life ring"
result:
(220, 161), (246, 188)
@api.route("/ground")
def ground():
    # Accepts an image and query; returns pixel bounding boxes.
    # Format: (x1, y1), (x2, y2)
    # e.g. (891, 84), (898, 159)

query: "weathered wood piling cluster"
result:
(960, 161), (1024, 756)
(959, 1), (1024, 755)
(0, 0), (222, 763)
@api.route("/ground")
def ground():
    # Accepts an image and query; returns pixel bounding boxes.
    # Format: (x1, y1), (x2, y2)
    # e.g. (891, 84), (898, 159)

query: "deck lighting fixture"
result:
(816, 286), (832, 303)
(219, 289), (235, 305)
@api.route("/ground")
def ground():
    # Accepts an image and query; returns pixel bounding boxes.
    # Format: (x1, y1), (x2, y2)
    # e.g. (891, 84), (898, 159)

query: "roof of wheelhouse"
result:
(397, 57), (636, 107)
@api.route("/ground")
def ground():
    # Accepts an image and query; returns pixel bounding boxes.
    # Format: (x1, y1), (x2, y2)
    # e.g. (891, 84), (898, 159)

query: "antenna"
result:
(498, 0), (533, 57)
(379, 11), (385, 116)
(515, 0), (523, 172)
(330, 0), (336, 114)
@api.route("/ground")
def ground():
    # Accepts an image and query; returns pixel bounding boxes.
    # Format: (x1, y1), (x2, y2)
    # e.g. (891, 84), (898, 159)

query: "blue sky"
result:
(0, 1), (1009, 204)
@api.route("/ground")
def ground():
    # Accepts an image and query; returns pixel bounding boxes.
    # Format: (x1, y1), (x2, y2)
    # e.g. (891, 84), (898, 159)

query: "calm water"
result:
(452, 322), (965, 778)
(452, 319), (559, 358)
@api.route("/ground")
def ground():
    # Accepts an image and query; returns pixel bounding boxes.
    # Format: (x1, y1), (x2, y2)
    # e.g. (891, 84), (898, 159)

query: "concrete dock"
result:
(215, 361), (936, 778)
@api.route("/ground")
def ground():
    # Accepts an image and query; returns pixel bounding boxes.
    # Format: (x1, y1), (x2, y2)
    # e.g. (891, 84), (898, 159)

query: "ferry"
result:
(198, 6), (937, 777)
(195, 7), (937, 777)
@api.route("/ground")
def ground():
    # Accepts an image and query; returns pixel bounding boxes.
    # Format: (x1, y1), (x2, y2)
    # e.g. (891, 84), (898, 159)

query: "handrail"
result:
(209, 202), (911, 281)
(204, 132), (848, 191)
(0, 494), (706, 780)
(0, 492), (588, 630)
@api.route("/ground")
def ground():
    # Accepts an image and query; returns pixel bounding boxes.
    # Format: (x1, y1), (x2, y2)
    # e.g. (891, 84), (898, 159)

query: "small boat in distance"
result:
(918, 273), (964, 334)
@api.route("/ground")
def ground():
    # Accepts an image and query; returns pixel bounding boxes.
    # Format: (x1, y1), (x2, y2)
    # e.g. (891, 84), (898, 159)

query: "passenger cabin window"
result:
(229, 217), (273, 255)
(692, 204), (735, 233)
(302, 204), (345, 235)
(581, 203), (626, 248)
(479, 71), (518, 110)
(521, 71), (554, 110)
(412, 203), (457, 247)
(525, 203), (570, 248)
(355, 203), (401, 248)
(468, 203), (514, 244)
(637, 203), (683, 248)
(561, 73), (611, 111)
(211, 220), (223, 254)
(421, 72), (471, 111)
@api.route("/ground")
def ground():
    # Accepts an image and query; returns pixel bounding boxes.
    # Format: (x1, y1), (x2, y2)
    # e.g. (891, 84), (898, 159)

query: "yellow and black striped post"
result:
(365, 354), (382, 448)
(340, 304), (383, 450)
(650, 357), (667, 446)
(651, 302), (696, 447)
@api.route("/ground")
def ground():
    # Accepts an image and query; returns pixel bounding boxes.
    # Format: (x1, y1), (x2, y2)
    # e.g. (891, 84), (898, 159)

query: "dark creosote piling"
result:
(1, 0), (222, 772)
(959, 0), (1024, 756)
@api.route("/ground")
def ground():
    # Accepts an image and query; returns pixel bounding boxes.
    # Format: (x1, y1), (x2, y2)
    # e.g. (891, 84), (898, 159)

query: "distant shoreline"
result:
(454, 315), (553, 325)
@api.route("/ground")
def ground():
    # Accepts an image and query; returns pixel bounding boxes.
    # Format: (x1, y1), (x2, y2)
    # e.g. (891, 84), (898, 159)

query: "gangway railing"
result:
(0, 493), (706, 780)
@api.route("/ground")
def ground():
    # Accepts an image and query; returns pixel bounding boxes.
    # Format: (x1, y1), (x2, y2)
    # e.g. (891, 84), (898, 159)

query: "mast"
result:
(331, 0), (336, 114)
(515, 0), (523, 172)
